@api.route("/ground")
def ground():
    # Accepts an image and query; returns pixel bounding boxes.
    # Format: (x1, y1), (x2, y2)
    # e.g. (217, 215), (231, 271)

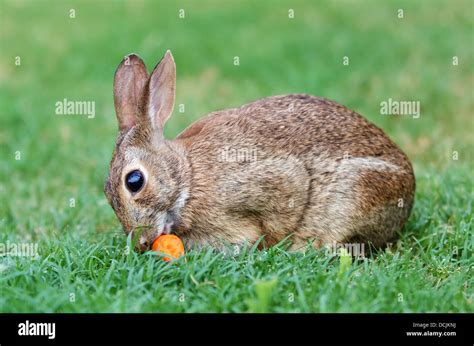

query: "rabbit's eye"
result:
(125, 170), (144, 193)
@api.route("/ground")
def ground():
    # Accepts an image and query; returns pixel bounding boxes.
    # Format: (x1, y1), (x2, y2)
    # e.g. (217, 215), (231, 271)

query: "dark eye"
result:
(125, 170), (144, 193)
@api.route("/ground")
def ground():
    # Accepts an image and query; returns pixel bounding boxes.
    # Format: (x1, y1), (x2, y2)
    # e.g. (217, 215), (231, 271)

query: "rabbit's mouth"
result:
(162, 218), (175, 235)
(162, 210), (180, 235)
(138, 211), (178, 251)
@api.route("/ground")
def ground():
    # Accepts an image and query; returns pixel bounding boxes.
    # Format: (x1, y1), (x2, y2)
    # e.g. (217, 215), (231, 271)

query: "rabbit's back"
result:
(176, 94), (415, 249)
(180, 94), (408, 162)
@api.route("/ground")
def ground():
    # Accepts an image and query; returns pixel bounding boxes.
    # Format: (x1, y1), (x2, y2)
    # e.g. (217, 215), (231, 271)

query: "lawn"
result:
(0, 0), (472, 312)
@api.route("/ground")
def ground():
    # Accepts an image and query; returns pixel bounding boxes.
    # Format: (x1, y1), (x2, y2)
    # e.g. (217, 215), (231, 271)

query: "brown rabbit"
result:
(104, 50), (415, 253)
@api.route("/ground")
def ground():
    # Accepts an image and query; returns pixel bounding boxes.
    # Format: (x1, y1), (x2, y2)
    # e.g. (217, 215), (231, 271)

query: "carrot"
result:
(152, 234), (185, 261)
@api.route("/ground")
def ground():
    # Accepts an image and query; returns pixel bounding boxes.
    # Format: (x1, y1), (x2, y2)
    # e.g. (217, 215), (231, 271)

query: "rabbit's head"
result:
(104, 51), (189, 251)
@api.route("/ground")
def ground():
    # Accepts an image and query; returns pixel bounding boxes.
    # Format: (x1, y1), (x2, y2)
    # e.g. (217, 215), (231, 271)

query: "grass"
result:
(0, 0), (473, 312)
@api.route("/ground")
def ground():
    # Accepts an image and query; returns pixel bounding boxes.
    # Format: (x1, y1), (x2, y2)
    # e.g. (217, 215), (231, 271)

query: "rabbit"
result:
(104, 50), (415, 253)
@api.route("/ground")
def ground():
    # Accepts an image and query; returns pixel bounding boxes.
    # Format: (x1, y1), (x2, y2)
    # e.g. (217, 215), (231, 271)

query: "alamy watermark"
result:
(217, 146), (258, 163)
(18, 320), (55, 339)
(0, 241), (39, 257)
(325, 242), (365, 258)
(55, 98), (95, 119)
(380, 98), (420, 119)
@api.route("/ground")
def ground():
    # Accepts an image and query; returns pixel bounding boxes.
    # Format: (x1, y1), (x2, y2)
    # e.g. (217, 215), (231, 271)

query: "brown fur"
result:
(104, 51), (415, 252)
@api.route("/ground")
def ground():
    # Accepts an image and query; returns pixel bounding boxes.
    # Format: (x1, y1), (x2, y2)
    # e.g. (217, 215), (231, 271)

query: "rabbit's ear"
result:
(146, 50), (176, 130)
(113, 54), (149, 130)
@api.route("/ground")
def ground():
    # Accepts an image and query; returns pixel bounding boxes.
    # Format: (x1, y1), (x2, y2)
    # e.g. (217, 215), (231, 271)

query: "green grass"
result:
(0, 0), (473, 312)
